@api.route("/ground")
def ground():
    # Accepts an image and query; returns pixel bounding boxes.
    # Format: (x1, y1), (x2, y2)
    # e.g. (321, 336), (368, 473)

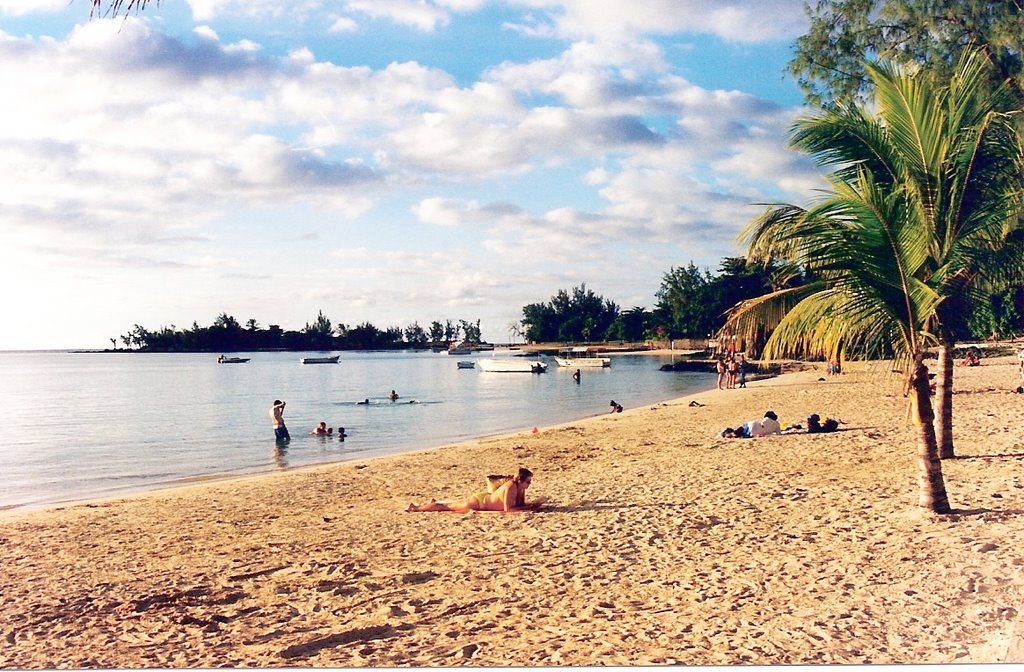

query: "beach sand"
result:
(1, 357), (1022, 666)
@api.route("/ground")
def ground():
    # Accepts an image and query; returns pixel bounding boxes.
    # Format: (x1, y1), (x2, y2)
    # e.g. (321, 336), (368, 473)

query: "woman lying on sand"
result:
(407, 467), (541, 513)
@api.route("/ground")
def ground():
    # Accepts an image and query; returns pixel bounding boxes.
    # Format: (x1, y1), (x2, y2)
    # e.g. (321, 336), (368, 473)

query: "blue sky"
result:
(0, 0), (819, 350)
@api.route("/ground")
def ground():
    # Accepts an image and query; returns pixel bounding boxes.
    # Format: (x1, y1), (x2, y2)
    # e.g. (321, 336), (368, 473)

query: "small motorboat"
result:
(553, 347), (611, 368)
(477, 358), (547, 373)
(456, 360), (476, 369)
(301, 355), (340, 364)
(218, 356), (250, 364)
(447, 341), (473, 355)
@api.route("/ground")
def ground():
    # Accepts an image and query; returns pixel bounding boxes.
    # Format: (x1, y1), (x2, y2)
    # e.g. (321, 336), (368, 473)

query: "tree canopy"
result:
(790, 0), (1024, 108)
(117, 311), (484, 352)
(725, 48), (1024, 511)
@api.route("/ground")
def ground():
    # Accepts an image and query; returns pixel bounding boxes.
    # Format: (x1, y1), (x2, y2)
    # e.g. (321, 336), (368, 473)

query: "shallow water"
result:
(1, 349), (715, 510)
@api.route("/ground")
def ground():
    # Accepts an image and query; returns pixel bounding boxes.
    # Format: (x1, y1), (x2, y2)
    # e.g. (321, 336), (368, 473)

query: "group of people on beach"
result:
(270, 399), (347, 445)
(269, 395), (540, 515)
(720, 410), (842, 439)
(310, 421), (348, 440)
(716, 354), (748, 390)
(271, 388), (411, 444)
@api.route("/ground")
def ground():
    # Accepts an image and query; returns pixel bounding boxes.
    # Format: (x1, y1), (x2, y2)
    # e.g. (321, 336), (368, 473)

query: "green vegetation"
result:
(725, 49), (1024, 513)
(790, 0), (1024, 109)
(115, 313), (481, 352)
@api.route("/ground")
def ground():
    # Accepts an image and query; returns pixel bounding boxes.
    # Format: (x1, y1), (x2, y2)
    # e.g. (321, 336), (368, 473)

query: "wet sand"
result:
(1, 357), (1022, 666)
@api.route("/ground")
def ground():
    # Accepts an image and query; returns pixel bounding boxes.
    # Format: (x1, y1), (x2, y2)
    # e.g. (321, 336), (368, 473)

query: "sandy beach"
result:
(1, 357), (1023, 667)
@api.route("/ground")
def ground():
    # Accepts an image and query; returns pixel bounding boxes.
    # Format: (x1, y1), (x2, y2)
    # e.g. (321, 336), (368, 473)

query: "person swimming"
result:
(407, 467), (537, 513)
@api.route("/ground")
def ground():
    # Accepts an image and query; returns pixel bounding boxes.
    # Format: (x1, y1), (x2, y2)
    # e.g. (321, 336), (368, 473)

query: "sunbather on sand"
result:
(407, 467), (540, 513)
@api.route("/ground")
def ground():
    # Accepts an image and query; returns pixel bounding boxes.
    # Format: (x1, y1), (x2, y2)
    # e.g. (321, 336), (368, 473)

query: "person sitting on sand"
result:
(751, 410), (781, 437)
(959, 353), (981, 367)
(720, 425), (748, 438)
(807, 414), (841, 433)
(609, 400), (623, 413)
(722, 411), (781, 439)
(407, 467), (538, 513)
(760, 410), (781, 435)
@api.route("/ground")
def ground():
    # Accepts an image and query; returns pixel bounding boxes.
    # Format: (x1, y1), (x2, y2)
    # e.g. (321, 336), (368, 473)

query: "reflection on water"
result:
(0, 350), (715, 510)
(273, 445), (289, 470)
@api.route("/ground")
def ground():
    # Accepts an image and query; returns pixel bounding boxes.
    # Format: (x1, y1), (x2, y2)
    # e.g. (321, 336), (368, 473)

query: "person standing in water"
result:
(270, 399), (290, 443)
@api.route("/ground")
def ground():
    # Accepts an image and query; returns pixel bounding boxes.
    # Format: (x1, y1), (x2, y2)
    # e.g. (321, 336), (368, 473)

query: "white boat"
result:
(554, 347), (611, 368)
(301, 355), (340, 364)
(456, 360), (476, 369)
(447, 341), (473, 355)
(218, 356), (250, 364)
(478, 357), (547, 373)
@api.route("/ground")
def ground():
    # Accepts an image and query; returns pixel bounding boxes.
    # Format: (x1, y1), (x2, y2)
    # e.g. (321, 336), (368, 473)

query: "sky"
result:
(0, 0), (823, 350)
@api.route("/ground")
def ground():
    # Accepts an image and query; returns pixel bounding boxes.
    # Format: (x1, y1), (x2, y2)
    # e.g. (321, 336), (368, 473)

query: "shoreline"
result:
(2, 358), (1022, 666)
(1, 375), (716, 517)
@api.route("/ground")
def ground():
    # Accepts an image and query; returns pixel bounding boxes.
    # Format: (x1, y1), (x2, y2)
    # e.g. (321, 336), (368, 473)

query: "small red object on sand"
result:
(532, 426), (539, 434)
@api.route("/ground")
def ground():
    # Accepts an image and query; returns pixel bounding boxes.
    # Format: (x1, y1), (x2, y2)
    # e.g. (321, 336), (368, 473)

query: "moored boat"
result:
(300, 355), (340, 364)
(217, 356), (250, 364)
(456, 360), (476, 369)
(553, 347), (611, 368)
(477, 357), (547, 373)
(447, 341), (473, 355)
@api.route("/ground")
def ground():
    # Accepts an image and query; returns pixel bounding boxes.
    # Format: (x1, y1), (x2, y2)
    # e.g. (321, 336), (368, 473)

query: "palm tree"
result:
(789, 49), (1024, 460)
(725, 50), (1024, 513)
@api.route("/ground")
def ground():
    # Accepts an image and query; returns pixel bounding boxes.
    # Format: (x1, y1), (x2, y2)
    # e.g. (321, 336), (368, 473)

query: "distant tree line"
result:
(115, 312), (483, 352)
(519, 259), (804, 344)
(520, 258), (1024, 346)
(116, 257), (1024, 352)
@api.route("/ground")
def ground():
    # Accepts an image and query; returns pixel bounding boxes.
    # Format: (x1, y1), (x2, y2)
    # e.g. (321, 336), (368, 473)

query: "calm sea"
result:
(1, 349), (715, 511)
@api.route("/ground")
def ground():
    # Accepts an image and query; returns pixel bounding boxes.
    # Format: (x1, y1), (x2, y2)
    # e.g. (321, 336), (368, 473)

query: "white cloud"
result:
(193, 25), (219, 40)
(345, 0), (452, 31)
(413, 197), (471, 226)
(327, 15), (358, 33)
(0, 0), (66, 16)
(0, 3), (819, 349)
(508, 0), (807, 43)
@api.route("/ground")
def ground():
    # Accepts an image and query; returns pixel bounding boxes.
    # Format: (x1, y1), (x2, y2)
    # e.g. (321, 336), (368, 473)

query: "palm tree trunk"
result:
(911, 361), (951, 514)
(936, 340), (955, 459)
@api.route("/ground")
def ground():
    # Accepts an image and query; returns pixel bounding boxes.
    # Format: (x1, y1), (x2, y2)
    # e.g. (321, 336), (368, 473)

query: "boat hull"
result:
(553, 357), (610, 368)
(301, 356), (340, 364)
(478, 359), (547, 373)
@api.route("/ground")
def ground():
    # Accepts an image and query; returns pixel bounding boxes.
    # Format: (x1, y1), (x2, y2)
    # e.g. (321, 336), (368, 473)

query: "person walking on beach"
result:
(270, 399), (290, 443)
(407, 467), (539, 513)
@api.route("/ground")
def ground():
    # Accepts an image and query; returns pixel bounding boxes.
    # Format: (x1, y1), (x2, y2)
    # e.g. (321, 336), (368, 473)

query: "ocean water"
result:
(1, 349), (715, 511)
